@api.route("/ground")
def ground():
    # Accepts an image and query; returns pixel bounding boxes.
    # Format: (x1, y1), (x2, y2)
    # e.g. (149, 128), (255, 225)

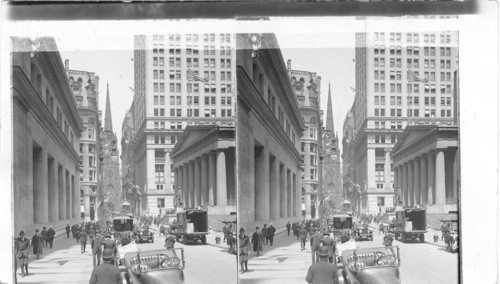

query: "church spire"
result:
(326, 82), (335, 133)
(104, 82), (113, 132)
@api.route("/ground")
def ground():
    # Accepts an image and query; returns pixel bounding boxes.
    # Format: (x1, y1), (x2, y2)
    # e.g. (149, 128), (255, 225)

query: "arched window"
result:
(310, 117), (317, 126)
(88, 117), (94, 126)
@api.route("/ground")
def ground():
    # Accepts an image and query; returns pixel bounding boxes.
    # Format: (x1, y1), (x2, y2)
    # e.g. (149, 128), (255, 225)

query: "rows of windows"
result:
(374, 121), (404, 129)
(154, 33), (231, 44)
(374, 32), (452, 44)
(374, 135), (398, 144)
(153, 95), (232, 108)
(373, 106), (452, 118)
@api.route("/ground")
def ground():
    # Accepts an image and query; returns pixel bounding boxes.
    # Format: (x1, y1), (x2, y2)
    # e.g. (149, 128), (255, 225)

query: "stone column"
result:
(420, 155), (428, 204)
(279, 163), (286, 218)
(188, 161), (195, 208)
(413, 158), (420, 205)
(216, 150), (227, 206)
(393, 166), (399, 206)
(435, 150), (446, 205)
(427, 152), (435, 205)
(254, 148), (269, 221)
(385, 149), (392, 190)
(305, 193), (311, 220)
(409, 160), (415, 206)
(84, 195), (90, 221)
(292, 173), (297, 217)
(269, 155), (279, 220)
(165, 150), (172, 191)
(174, 167), (179, 195)
(287, 169), (292, 217)
(66, 170), (72, 221)
(182, 164), (189, 207)
(402, 163), (408, 206)
(208, 151), (216, 206)
(194, 158), (201, 207)
(201, 155), (209, 205)
(59, 165), (67, 220)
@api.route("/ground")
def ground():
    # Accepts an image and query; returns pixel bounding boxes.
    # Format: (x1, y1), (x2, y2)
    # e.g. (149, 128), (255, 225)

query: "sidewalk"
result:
(17, 235), (94, 284)
(239, 233), (314, 284)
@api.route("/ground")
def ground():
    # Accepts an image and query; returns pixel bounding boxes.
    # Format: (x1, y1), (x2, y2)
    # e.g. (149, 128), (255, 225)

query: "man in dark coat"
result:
(267, 223), (276, 246)
(46, 226), (56, 249)
(321, 232), (336, 263)
(299, 225), (308, 251)
(89, 248), (122, 284)
(261, 224), (268, 245)
(306, 246), (339, 284)
(292, 222), (298, 239)
(31, 229), (44, 260)
(92, 231), (104, 267)
(15, 231), (30, 277)
(78, 228), (88, 254)
(71, 224), (77, 240)
(286, 222), (291, 236)
(238, 228), (251, 274)
(65, 224), (71, 238)
(251, 226), (263, 257)
(40, 227), (47, 248)
(102, 235), (118, 266)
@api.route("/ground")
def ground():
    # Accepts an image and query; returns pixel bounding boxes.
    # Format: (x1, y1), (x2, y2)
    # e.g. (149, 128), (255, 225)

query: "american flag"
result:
(187, 69), (208, 83)
(407, 70), (428, 83)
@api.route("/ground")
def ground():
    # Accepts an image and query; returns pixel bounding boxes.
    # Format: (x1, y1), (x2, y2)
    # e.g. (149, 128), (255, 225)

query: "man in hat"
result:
(305, 246), (339, 284)
(102, 235), (118, 266)
(238, 228), (251, 274)
(15, 231), (30, 277)
(260, 224), (268, 245)
(40, 226), (47, 248)
(251, 226), (263, 257)
(267, 223), (276, 246)
(321, 232), (336, 263)
(92, 230), (104, 268)
(65, 224), (71, 238)
(46, 225), (55, 249)
(31, 229), (43, 260)
(165, 235), (176, 249)
(299, 225), (308, 251)
(286, 222), (291, 236)
(78, 228), (88, 254)
(311, 228), (322, 263)
(89, 248), (122, 284)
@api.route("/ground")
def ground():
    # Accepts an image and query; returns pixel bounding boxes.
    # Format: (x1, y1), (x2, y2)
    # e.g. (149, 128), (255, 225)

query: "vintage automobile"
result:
(135, 226), (154, 244)
(339, 246), (401, 284)
(355, 224), (373, 241)
(120, 249), (185, 284)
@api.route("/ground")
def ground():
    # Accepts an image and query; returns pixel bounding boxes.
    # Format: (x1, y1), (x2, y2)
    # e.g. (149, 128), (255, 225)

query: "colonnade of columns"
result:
(253, 147), (299, 222)
(394, 148), (457, 207)
(32, 146), (78, 225)
(174, 150), (232, 209)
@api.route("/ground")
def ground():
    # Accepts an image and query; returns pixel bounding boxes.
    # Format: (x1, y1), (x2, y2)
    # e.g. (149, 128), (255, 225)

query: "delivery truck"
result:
(394, 208), (427, 243)
(174, 209), (208, 245)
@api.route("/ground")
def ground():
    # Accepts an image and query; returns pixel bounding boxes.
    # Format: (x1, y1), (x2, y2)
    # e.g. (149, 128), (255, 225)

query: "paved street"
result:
(18, 228), (236, 284)
(239, 228), (458, 284)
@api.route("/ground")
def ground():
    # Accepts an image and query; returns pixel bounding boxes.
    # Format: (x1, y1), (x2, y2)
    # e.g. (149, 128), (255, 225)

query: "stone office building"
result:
(12, 37), (83, 235)
(171, 125), (236, 229)
(237, 34), (305, 232)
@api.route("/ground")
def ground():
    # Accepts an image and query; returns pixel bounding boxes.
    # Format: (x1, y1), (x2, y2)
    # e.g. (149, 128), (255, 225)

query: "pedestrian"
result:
(89, 248), (122, 284)
(78, 228), (88, 254)
(286, 222), (291, 236)
(261, 224), (268, 245)
(305, 246), (340, 284)
(92, 231), (103, 268)
(238, 228), (250, 274)
(71, 224), (77, 240)
(311, 229), (322, 263)
(40, 226), (47, 248)
(46, 225), (55, 249)
(89, 226), (95, 243)
(31, 229), (43, 260)
(160, 223), (166, 237)
(15, 231), (30, 278)
(444, 231), (455, 252)
(251, 226), (263, 257)
(227, 232), (236, 254)
(103, 235), (118, 266)
(292, 222), (298, 239)
(165, 235), (176, 249)
(440, 222), (448, 241)
(65, 224), (71, 238)
(299, 225), (308, 251)
(321, 232), (336, 263)
(267, 223), (276, 246)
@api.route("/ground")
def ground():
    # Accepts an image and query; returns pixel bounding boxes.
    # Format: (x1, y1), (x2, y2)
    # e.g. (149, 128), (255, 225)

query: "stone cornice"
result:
(13, 66), (80, 164)
(37, 52), (84, 133)
(237, 66), (302, 165)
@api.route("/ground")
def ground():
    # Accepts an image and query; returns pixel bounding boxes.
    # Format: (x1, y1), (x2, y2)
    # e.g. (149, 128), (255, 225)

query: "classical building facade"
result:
(171, 125), (236, 230)
(322, 84), (343, 213)
(350, 31), (458, 214)
(65, 60), (101, 221)
(391, 125), (458, 225)
(237, 33), (305, 232)
(287, 61), (322, 220)
(101, 85), (122, 215)
(125, 33), (235, 217)
(12, 37), (84, 235)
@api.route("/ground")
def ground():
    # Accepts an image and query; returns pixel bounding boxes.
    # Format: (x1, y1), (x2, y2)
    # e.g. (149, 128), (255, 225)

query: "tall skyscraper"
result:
(350, 31), (458, 214)
(125, 33), (235, 217)
(287, 60), (322, 219)
(65, 60), (101, 221)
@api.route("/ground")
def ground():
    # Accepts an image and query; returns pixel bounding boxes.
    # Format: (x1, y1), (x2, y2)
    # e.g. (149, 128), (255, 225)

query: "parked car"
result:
(339, 246), (401, 284)
(135, 226), (154, 244)
(120, 249), (185, 284)
(355, 224), (373, 241)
